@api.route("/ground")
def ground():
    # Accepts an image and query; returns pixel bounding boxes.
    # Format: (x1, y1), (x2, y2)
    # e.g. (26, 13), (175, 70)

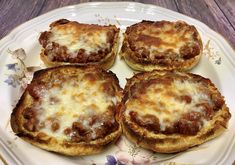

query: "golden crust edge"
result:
(119, 27), (203, 72)
(17, 125), (122, 156)
(10, 65), (123, 156)
(120, 70), (231, 153)
(119, 47), (202, 71)
(40, 31), (119, 70)
(121, 103), (231, 153)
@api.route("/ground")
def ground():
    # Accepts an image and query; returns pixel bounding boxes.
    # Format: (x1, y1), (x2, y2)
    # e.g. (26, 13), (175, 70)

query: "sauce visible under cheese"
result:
(124, 20), (202, 65)
(50, 25), (109, 55)
(125, 78), (211, 131)
(39, 19), (119, 64)
(137, 22), (197, 57)
(36, 74), (117, 140)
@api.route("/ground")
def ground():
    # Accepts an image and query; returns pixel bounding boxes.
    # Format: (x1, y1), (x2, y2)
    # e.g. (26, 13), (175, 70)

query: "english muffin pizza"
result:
(10, 17), (232, 158)
(39, 19), (120, 70)
(11, 65), (122, 156)
(120, 20), (203, 71)
(120, 70), (231, 153)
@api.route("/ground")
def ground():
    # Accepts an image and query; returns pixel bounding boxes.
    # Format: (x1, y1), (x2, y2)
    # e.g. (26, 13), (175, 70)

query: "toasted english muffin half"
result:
(39, 19), (120, 70)
(120, 20), (203, 71)
(11, 65), (122, 156)
(120, 70), (231, 153)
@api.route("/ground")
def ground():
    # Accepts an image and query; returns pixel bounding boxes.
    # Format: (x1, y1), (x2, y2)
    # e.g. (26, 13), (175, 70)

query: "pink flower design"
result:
(4, 48), (41, 90)
(10, 48), (27, 60)
(115, 136), (153, 165)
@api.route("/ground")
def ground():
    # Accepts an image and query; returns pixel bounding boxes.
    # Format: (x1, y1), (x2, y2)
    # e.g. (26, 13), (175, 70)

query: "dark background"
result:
(0, 0), (234, 49)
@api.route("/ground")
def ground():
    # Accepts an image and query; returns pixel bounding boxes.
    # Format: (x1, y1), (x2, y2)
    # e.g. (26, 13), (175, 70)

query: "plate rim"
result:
(0, 2), (235, 165)
(0, 2), (234, 67)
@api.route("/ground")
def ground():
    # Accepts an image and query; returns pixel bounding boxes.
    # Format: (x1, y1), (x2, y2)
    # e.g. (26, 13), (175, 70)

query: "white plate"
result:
(0, 2), (234, 165)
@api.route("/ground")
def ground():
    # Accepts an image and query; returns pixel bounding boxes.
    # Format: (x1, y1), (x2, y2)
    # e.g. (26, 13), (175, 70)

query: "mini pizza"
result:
(11, 65), (122, 156)
(120, 20), (203, 71)
(39, 19), (120, 70)
(120, 70), (231, 153)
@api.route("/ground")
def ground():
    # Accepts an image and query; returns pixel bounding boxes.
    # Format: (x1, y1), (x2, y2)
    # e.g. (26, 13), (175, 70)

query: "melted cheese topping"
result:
(127, 21), (201, 59)
(49, 23), (109, 55)
(36, 74), (117, 140)
(125, 79), (211, 131)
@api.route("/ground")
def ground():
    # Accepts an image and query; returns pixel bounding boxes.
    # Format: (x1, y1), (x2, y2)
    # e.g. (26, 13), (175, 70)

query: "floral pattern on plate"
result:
(3, 49), (202, 165)
(4, 48), (40, 91)
(203, 40), (222, 65)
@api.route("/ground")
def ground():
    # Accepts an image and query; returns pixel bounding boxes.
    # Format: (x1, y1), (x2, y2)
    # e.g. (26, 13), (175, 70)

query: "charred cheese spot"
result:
(51, 120), (60, 132)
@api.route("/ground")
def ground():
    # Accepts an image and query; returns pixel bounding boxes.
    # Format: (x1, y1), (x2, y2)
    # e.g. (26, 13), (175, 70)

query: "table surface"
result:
(0, 1), (234, 165)
(0, 0), (234, 49)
